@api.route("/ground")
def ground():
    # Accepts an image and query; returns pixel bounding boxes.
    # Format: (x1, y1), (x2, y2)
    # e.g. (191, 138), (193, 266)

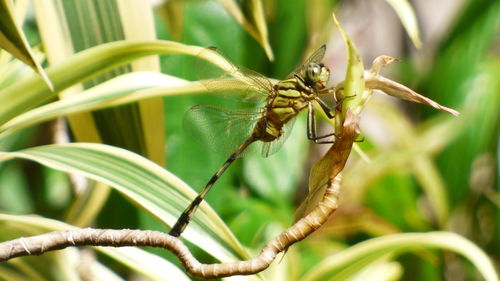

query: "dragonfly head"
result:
(305, 62), (330, 89)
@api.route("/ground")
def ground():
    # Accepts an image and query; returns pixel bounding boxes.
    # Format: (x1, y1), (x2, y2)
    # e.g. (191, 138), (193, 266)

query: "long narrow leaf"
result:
(331, 14), (365, 117)
(220, 0), (274, 60)
(0, 143), (250, 263)
(0, 0), (52, 89)
(383, 0), (422, 48)
(0, 40), (203, 125)
(302, 232), (498, 281)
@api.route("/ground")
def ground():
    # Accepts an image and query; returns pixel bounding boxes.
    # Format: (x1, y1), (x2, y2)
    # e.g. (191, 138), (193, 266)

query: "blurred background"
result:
(0, 0), (498, 280)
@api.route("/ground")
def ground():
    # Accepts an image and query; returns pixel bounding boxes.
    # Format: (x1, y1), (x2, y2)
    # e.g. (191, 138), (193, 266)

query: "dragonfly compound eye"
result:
(306, 63), (322, 83)
(318, 66), (330, 84)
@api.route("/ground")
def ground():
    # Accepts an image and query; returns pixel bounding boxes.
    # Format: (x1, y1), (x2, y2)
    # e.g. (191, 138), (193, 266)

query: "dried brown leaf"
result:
(366, 76), (460, 116)
(368, 55), (399, 76)
(295, 110), (360, 221)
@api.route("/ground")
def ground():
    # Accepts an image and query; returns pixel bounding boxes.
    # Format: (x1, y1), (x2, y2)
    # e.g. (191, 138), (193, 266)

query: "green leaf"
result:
(155, 0), (184, 41)
(365, 173), (424, 231)
(0, 143), (250, 263)
(331, 13), (365, 119)
(220, 0), (274, 60)
(243, 118), (309, 203)
(349, 260), (403, 281)
(34, 0), (167, 165)
(301, 232), (499, 281)
(0, 161), (33, 213)
(271, 0), (308, 78)
(382, 0), (422, 48)
(0, 40), (203, 125)
(0, 72), (202, 140)
(0, 0), (52, 90)
(418, 0), (500, 206)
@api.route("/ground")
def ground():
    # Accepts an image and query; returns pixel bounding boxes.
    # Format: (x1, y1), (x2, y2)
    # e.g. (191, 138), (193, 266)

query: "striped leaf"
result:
(0, 0), (52, 89)
(0, 143), (251, 264)
(301, 232), (498, 281)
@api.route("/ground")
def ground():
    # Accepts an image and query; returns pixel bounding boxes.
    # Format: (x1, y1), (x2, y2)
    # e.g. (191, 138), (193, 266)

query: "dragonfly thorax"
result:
(304, 62), (330, 90)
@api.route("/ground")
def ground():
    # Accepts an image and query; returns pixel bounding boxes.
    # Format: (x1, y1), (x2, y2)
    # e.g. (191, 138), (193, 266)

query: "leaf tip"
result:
(36, 66), (54, 91)
(369, 55), (400, 76)
(264, 44), (275, 62)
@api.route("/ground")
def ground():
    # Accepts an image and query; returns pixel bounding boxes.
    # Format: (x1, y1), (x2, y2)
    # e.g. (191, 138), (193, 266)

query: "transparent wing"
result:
(286, 45), (327, 79)
(196, 47), (274, 103)
(183, 105), (265, 158)
(258, 117), (296, 157)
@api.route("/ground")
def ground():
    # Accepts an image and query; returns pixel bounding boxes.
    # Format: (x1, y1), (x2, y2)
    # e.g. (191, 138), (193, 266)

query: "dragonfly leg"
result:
(318, 87), (336, 99)
(307, 102), (338, 144)
(335, 88), (358, 103)
(314, 97), (335, 119)
(169, 137), (256, 237)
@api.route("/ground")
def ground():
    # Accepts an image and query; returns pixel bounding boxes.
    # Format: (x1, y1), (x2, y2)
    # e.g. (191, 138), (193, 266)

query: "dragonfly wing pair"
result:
(184, 105), (261, 158)
(196, 47), (272, 103)
(185, 47), (296, 158)
(184, 103), (296, 158)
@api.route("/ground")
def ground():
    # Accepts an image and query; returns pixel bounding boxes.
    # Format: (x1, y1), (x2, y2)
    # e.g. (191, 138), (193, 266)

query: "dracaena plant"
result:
(0, 1), (498, 281)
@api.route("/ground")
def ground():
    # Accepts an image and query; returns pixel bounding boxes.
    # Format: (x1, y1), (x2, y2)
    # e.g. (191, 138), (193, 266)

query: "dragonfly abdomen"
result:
(251, 106), (300, 142)
(252, 118), (281, 142)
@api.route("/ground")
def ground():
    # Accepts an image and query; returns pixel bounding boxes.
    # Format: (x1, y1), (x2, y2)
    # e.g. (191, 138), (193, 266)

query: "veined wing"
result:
(258, 117), (296, 157)
(196, 47), (274, 103)
(183, 105), (265, 158)
(286, 45), (326, 79)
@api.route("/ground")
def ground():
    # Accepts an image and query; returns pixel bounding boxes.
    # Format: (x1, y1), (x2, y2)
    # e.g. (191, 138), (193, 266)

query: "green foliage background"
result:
(0, 0), (498, 280)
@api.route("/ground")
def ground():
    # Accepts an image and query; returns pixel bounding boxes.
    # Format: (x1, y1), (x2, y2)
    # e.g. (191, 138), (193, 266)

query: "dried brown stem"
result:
(0, 112), (359, 279)
(0, 228), (186, 262)
(365, 74), (459, 116)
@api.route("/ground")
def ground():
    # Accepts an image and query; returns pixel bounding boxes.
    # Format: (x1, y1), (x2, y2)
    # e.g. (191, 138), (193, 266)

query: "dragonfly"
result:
(169, 45), (340, 237)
